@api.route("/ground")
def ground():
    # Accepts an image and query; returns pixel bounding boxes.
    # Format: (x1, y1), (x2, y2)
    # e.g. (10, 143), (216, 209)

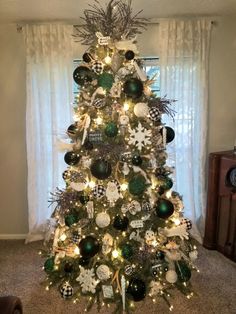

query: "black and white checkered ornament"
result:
(92, 61), (104, 74)
(149, 107), (161, 122)
(72, 232), (81, 244)
(93, 185), (106, 198)
(142, 201), (152, 212)
(180, 218), (192, 230)
(93, 98), (106, 109)
(60, 282), (73, 299)
(110, 179), (121, 193)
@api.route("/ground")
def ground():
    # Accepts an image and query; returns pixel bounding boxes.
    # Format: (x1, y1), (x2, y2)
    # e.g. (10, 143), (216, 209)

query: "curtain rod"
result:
(17, 19), (216, 32)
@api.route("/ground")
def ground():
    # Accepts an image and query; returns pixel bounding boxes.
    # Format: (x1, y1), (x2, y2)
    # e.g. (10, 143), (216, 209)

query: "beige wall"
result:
(0, 24), (28, 236)
(0, 17), (236, 236)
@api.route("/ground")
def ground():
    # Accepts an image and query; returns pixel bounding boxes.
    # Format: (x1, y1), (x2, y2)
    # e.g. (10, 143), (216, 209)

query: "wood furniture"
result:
(203, 150), (236, 261)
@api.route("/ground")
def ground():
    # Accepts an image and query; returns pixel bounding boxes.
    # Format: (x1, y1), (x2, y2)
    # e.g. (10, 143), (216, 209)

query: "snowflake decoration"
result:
(76, 266), (99, 294)
(128, 122), (152, 151)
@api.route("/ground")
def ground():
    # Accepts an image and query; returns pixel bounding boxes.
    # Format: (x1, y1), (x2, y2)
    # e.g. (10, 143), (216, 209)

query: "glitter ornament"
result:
(128, 175), (147, 196)
(121, 243), (134, 260)
(98, 72), (114, 90)
(96, 212), (111, 228)
(65, 214), (79, 227)
(96, 264), (111, 281)
(44, 257), (54, 273)
(64, 152), (81, 166)
(104, 122), (118, 137)
(124, 78), (143, 99)
(127, 278), (146, 302)
(134, 102), (149, 118)
(91, 159), (112, 180)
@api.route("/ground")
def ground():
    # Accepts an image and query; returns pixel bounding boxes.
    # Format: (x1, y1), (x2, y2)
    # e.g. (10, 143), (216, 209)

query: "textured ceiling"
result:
(0, 0), (236, 24)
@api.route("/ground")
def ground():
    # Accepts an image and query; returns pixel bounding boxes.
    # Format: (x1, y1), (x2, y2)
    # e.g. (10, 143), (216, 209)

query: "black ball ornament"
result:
(113, 215), (129, 231)
(127, 278), (146, 302)
(155, 199), (174, 219)
(159, 176), (173, 191)
(123, 78), (143, 99)
(90, 159), (112, 180)
(67, 124), (79, 138)
(82, 52), (93, 63)
(62, 170), (70, 181)
(104, 122), (118, 138)
(79, 193), (90, 205)
(161, 126), (175, 143)
(125, 50), (135, 60)
(156, 250), (165, 260)
(128, 175), (147, 196)
(73, 66), (96, 86)
(64, 152), (81, 166)
(132, 154), (143, 166)
(176, 261), (191, 282)
(83, 140), (94, 150)
(78, 257), (90, 266)
(64, 262), (73, 273)
(79, 236), (100, 259)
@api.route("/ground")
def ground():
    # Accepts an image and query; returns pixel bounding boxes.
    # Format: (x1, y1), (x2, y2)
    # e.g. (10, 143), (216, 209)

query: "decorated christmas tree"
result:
(42, 1), (199, 312)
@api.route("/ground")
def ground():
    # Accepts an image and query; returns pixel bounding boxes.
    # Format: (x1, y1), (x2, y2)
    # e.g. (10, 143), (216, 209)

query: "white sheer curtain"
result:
(159, 20), (212, 242)
(23, 25), (74, 242)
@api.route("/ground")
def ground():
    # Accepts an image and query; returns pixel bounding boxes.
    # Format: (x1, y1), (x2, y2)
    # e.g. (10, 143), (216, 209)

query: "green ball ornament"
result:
(127, 278), (146, 302)
(159, 176), (173, 191)
(121, 243), (134, 260)
(44, 257), (55, 273)
(155, 199), (174, 219)
(98, 72), (114, 90)
(65, 214), (79, 227)
(79, 236), (100, 259)
(90, 159), (112, 180)
(176, 261), (192, 282)
(104, 122), (118, 137)
(128, 175), (147, 196)
(132, 154), (143, 166)
(123, 78), (143, 99)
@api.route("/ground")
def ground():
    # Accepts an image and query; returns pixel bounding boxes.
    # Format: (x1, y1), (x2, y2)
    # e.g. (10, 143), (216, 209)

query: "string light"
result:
(104, 55), (112, 64)
(60, 234), (67, 241)
(123, 102), (129, 111)
(121, 183), (128, 191)
(112, 249), (119, 259)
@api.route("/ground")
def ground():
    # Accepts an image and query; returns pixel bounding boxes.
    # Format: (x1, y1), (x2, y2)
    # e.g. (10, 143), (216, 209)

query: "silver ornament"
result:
(134, 102), (149, 118)
(96, 265), (111, 281)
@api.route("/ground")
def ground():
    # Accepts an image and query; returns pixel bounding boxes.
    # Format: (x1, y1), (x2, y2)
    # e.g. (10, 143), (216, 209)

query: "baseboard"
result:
(0, 234), (27, 240)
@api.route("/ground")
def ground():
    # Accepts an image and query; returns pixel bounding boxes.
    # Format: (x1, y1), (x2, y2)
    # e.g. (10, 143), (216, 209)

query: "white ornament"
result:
(119, 115), (129, 126)
(149, 281), (163, 296)
(81, 156), (92, 168)
(122, 162), (130, 175)
(70, 182), (86, 192)
(121, 200), (141, 215)
(110, 80), (122, 98)
(121, 275), (126, 311)
(102, 233), (113, 254)
(96, 32), (110, 45)
(133, 102), (149, 117)
(130, 220), (144, 229)
(189, 250), (198, 261)
(165, 250), (181, 261)
(86, 201), (94, 219)
(163, 224), (189, 240)
(145, 230), (156, 245)
(129, 230), (143, 243)
(76, 266), (99, 294)
(128, 122), (152, 151)
(133, 60), (148, 81)
(96, 265), (112, 281)
(115, 37), (139, 54)
(106, 181), (121, 203)
(102, 285), (114, 299)
(96, 212), (111, 228)
(165, 270), (178, 283)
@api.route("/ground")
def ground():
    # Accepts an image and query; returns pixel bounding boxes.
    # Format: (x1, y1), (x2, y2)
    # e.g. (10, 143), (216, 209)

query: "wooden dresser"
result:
(203, 150), (236, 261)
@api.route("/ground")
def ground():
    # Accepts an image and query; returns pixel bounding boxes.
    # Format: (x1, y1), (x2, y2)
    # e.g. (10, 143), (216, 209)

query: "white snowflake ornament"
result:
(128, 122), (152, 151)
(76, 266), (99, 294)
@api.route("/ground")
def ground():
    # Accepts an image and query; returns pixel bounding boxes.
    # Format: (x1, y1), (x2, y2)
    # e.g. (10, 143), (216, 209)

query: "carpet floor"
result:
(0, 240), (235, 314)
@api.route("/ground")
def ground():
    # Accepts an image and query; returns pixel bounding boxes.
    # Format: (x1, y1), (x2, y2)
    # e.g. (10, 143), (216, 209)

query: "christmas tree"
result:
(42, 1), (199, 312)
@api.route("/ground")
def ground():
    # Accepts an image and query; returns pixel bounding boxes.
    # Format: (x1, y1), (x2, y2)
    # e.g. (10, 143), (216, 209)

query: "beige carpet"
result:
(0, 240), (235, 314)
